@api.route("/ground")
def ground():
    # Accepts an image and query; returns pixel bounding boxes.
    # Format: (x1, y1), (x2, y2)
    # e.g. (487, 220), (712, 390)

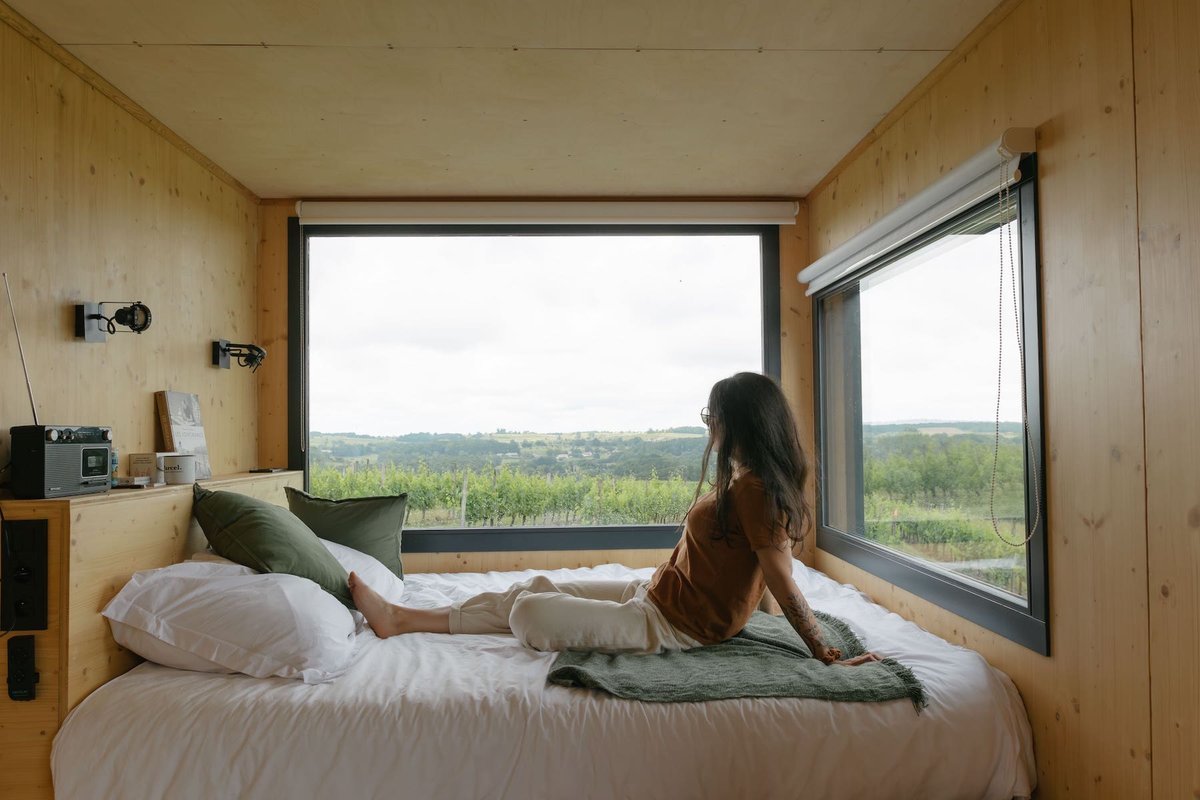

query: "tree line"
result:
(313, 431), (708, 481)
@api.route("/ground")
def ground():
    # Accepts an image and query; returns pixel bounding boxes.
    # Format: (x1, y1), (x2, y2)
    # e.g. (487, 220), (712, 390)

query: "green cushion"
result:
(284, 487), (407, 579)
(192, 484), (353, 609)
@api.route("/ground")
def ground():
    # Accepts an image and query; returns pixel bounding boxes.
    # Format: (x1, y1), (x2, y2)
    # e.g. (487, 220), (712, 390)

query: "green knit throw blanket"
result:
(547, 610), (927, 711)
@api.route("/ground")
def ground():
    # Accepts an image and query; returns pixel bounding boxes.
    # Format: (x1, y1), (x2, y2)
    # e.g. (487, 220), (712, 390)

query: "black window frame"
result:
(288, 222), (781, 554)
(813, 155), (1049, 654)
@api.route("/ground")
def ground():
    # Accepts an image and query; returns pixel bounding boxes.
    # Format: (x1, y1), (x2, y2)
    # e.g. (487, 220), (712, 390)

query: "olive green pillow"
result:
(192, 484), (353, 609)
(284, 487), (407, 579)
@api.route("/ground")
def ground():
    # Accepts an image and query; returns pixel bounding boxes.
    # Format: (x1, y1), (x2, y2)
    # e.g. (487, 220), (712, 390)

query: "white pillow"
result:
(103, 561), (358, 684)
(187, 550), (241, 566)
(191, 540), (404, 635)
(319, 538), (405, 604)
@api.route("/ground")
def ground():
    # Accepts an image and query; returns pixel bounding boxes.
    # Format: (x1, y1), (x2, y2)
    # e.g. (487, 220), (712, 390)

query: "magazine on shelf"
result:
(154, 390), (212, 479)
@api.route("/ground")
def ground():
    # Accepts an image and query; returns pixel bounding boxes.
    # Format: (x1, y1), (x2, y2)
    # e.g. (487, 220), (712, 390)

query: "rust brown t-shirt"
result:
(646, 472), (780, 645)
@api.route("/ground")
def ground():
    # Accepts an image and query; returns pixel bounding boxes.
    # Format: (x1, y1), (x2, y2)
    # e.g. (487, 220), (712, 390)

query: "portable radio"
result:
(9, 425), (113, 499)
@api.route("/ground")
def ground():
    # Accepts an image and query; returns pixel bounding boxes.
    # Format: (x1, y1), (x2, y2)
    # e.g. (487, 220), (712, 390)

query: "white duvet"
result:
(53, 561), (1035, 800)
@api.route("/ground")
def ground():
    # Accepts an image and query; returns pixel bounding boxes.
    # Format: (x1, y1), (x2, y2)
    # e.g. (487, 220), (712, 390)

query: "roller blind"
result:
(296, 200), (798, 226)
(798, 128), (1036, 296)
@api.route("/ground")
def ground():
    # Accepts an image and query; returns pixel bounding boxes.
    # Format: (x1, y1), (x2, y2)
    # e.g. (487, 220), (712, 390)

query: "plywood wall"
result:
(1132, 0), (1200, 796)
(778, 203), (816, 565)
(801, 0), (1200, 797)
(256, 199), (293, 468)
(0, 11), (261, 475)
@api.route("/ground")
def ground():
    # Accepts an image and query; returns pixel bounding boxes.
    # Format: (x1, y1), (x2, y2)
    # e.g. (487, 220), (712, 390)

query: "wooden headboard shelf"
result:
(0, 471), (302, 800)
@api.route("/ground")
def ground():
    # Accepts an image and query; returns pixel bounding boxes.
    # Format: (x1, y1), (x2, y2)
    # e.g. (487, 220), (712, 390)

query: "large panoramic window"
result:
(815, 162), (1047, 652)
(298, 226), (778, 547)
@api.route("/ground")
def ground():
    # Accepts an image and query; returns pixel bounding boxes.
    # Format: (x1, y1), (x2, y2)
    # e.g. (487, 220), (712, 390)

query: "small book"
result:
(115, 475), (151, 488)
(155, 390), (212, 479)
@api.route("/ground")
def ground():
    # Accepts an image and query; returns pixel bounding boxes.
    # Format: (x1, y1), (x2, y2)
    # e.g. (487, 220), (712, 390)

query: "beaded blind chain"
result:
(989, 158), (1042, 547)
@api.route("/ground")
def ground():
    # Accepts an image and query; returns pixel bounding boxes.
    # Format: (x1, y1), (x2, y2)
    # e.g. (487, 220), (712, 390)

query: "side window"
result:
(815, 162), (1048, 653)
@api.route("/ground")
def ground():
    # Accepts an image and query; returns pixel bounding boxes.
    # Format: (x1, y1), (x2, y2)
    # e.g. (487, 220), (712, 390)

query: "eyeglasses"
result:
(700, 407), (712, 426)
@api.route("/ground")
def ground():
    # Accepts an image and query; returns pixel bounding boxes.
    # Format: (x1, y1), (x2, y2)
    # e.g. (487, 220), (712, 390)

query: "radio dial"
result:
(62, 429), (74, 441)
(45, 429), (60, 442)
(103, 429), (113, 442)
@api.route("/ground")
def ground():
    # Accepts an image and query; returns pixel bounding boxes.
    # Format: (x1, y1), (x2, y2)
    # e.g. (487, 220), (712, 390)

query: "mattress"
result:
(52, 561), (1035, 800)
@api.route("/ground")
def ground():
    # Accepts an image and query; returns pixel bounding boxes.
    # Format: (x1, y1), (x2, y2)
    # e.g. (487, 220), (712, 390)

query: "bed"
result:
(51, 559), (1035, 800)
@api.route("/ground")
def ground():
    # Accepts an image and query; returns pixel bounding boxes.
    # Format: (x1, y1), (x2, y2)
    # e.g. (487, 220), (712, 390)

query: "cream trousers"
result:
(448, 575), (702, 654)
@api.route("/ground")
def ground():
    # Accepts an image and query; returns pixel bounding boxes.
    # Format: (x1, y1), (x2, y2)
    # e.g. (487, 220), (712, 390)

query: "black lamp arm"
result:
(213, 339), (267, 372)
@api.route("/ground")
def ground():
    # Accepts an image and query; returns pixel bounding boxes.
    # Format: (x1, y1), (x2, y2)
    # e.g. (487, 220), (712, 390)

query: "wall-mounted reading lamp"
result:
(75, 301), (152, 342)
(212, 339), (267, 372)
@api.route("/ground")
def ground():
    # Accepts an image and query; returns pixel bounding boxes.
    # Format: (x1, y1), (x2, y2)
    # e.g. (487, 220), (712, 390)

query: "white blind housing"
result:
(296, 200), (798, 226)
(798, 128), (1036, 295)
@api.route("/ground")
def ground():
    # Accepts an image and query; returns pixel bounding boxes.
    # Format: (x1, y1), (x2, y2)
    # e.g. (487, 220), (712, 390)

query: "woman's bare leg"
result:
(349, 571), (450, 638)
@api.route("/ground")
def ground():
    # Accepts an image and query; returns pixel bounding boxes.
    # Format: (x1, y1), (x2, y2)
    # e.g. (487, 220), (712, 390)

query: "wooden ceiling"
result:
(9, 0), (1002, 199)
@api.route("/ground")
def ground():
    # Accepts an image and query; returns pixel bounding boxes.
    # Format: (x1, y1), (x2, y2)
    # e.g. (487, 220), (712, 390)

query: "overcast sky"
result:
(309, 226), (1025, 436)
(858, 223), (1025, 424)
(309, 235), (763, 435)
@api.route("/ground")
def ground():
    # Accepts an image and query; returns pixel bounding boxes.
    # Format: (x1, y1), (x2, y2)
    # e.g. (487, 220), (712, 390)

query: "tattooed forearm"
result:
(782, 590), (825, 649)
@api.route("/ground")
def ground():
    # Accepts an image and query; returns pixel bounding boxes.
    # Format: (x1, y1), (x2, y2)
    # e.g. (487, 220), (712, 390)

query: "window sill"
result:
(404, 524), (682, 553)
(817, 526), (1049, 655)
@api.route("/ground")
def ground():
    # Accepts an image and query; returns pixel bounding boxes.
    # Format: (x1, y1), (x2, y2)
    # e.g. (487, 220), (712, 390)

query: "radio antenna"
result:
(3, 272), (39, 425)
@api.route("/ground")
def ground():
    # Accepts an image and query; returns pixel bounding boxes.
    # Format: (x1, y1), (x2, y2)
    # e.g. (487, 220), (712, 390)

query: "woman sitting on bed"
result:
(351, 371), (880, 666)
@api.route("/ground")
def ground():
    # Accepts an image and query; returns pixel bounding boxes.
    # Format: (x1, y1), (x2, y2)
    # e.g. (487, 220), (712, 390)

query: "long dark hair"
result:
(694, 372), (812, 548)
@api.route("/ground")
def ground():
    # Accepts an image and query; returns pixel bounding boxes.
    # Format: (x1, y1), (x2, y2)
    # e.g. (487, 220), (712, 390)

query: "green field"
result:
(311, 463), (697, 527)
(310, 422), (1032, 596)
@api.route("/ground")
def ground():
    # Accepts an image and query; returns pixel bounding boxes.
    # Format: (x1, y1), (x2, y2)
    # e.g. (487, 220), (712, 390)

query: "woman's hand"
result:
(813, 646), (883, 666)
(813, 645), (842, 664)
(755, 545), (884, 668)
(834, 652), (883, 666)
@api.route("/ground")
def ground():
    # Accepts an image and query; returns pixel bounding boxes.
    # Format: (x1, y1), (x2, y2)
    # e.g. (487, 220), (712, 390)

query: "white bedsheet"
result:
(53, 561), (1035, 800)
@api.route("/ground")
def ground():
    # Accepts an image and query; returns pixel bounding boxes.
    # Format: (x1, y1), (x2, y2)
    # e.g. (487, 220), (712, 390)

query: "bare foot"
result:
(348, 571), (406, 638)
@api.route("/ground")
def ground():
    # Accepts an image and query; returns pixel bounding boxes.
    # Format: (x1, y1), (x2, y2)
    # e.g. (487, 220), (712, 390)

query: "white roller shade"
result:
(296, 200), (798, 226)
(798, 128), (1036, 295)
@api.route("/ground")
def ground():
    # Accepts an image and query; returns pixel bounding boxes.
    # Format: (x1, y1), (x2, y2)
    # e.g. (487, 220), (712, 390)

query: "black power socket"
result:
(7, 635), (39, 700)
(1, 519), (48, 631)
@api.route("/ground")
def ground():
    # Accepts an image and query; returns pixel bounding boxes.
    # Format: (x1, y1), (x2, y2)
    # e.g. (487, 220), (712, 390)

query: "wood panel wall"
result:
(1132, 0), (1200, 796)
(0, 7), (261, 475)
(801, 0), (1199, 796)
(778, 202), (816, 565)
(256, 199), (293, 468)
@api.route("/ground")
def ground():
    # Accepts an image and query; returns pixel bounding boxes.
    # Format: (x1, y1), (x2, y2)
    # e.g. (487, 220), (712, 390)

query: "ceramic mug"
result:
(162, 453), (197, 485)
(150, 453), (178, 484)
